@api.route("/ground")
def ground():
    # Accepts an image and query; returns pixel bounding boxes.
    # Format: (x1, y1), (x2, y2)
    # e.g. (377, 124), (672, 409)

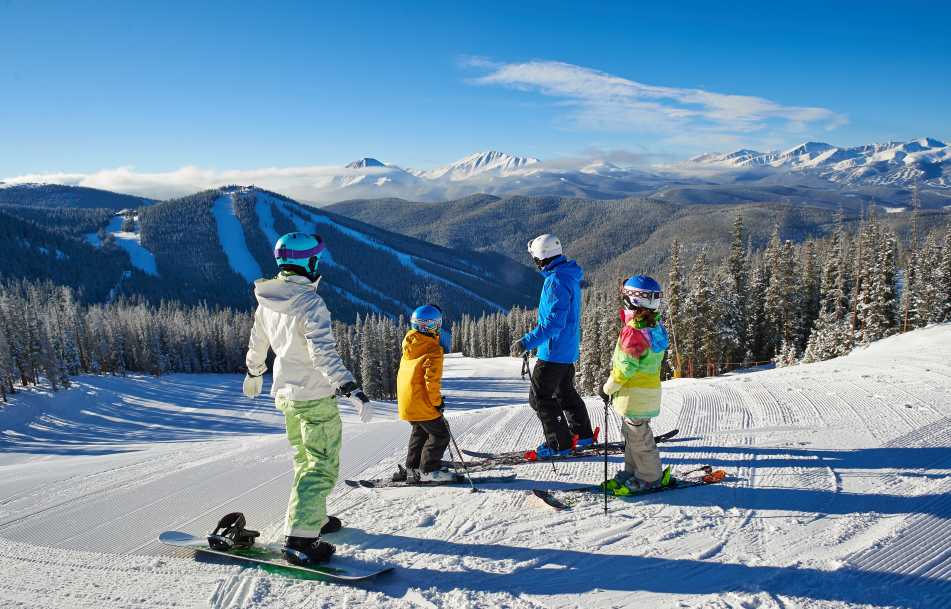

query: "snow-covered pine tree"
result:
(713, 269), (743, 368)
(727, 214), (749, 348)
(803, 227), (854, 362)
(665, 240), (685, 377)
(937, 229), (951, 323)
(856, 219), (898, 344)
(745, 263), (768, 363)
(577, 289), (602, 395)
(359, 315), (382, 398)
(800, 241), (821, 340)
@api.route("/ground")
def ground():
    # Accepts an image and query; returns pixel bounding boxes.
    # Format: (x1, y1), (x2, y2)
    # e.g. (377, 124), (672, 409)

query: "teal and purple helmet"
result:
(411, 304), (442, 334)
(274, 232), (325, 281)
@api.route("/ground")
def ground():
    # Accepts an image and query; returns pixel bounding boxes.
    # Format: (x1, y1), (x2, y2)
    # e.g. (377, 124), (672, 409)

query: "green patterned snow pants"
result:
(275, 396), (342, 538)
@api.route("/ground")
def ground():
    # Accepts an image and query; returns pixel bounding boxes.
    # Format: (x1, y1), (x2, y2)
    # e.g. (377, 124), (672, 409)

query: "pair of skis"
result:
(441, 428), (680, 472)
(344, 464), (516, 488)
(344, 429), (681, 488)
(531, 466), (728, 510)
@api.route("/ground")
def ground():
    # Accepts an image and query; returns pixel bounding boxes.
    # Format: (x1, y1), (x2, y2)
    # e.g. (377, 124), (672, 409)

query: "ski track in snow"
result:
(88, 215), (159, 276)
(212, 194), (263, 283)
(0, 326), (950, 608)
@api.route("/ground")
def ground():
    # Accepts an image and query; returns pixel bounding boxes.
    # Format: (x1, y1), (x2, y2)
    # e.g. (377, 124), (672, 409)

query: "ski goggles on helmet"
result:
(411, 318), (442, 333)
(620, 286), (663, 310)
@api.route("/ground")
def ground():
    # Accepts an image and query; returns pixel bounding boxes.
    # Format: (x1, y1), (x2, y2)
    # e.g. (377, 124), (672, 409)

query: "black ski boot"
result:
(283, 536), (335, 566)
(391, 464), (420, 482)
(320, 515), (342, 535)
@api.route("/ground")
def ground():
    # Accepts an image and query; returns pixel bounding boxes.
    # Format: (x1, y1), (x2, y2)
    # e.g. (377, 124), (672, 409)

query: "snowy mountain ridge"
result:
(686, 137), (951, 187)
(419, 150), (541, 181)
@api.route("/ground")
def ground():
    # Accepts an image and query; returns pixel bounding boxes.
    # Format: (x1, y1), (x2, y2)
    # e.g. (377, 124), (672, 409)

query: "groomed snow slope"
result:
(0, 326), (949, 608)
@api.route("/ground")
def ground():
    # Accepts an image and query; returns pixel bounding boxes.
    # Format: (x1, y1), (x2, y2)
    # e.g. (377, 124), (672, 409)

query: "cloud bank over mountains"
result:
(464, 57), (848, 151)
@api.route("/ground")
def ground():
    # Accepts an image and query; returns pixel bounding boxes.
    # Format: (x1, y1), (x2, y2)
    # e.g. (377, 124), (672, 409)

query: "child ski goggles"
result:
(620, 286), (663, 310)
(411, 318), (441, 333)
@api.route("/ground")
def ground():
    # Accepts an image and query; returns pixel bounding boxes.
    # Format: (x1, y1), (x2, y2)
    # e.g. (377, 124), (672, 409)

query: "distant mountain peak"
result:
(424, 150), (541, 181)
(346, 158), (386, 169)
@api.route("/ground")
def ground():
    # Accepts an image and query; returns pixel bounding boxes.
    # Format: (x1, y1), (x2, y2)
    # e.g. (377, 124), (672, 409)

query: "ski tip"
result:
(529, 489), (569, 510)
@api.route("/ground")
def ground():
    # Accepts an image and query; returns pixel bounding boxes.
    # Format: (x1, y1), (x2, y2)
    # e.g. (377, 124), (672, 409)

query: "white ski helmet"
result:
(527, 234), (563, 261)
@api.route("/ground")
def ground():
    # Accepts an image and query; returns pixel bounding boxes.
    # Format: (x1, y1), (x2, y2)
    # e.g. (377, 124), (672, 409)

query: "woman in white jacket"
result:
(243, 232), (372, 566)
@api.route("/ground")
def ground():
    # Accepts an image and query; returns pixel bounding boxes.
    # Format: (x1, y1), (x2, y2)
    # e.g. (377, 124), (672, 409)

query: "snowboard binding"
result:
(207, 512), (260, 551)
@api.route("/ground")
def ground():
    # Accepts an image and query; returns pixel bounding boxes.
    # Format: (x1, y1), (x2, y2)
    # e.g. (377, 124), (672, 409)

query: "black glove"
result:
(510, 339), (526, 357)
(337, 381), (369, 403)
(598, 386), (610, 405)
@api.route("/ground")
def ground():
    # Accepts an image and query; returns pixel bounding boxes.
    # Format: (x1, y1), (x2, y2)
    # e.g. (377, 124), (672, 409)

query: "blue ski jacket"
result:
(521, 256), (583, 364)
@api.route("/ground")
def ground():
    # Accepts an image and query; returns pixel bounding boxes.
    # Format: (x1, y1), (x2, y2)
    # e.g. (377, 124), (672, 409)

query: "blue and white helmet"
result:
(620, 275), (663, 310)
(274, 232), (325, 280)
(411, 304), (442, 334)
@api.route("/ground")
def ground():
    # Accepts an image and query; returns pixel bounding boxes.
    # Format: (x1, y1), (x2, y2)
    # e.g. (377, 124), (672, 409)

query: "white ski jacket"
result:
(246, 274), (354, 401)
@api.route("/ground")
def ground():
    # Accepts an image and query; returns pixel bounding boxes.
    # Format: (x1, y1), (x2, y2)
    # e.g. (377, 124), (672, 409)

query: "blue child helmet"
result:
(411, 304), (443, 334)
(274, 233), (325, 281)
(620, 275), (663, 310)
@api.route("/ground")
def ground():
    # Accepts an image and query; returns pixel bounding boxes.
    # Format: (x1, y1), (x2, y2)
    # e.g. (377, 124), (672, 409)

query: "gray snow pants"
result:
(622, 418), (663, 484)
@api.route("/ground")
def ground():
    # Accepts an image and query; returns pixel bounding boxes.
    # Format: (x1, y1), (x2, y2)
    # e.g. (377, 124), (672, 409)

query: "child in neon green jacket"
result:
(600, 275), (670, 494)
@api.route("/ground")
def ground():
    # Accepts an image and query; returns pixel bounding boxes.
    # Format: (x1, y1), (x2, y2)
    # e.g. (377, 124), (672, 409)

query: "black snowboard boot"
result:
(283, 536), (335, 566)
(320, 515), (342, 535)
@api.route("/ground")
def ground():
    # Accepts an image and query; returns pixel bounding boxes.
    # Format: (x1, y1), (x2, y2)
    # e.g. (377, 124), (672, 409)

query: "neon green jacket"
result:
(603, 311), (669, 419)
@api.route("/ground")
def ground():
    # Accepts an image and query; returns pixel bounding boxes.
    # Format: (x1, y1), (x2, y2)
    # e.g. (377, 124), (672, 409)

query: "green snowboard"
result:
(159, 531), (393, 583)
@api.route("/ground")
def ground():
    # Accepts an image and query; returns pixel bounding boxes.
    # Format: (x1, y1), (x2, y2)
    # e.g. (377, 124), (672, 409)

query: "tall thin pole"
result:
(603, 396), (610, 516)
(443, 417), (478, 493)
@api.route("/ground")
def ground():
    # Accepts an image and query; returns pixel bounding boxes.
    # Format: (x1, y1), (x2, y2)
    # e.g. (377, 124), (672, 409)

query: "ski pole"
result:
(443, 417), (479, 493)
(603, 395), (610, 517)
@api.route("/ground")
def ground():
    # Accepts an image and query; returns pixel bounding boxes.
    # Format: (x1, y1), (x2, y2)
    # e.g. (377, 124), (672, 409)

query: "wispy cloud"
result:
(0, 165), (397, 202)
(464, 58), (847, 145)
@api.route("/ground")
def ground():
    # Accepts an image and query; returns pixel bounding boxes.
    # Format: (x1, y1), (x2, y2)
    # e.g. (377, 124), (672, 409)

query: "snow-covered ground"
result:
(213, 194), (263, 283)
(85, 215), (159, 276)
(1, 326), (949, 608)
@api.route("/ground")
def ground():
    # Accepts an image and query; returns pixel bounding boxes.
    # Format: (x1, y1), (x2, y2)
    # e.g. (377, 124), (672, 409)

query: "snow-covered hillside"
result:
(85, 213), (159, 276)
(1, 325), (949, 608)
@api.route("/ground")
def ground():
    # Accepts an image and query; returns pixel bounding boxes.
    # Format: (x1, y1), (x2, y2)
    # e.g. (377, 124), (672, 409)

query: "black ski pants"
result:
(528, 360), (594, 451)
(405, 415), (451, 473)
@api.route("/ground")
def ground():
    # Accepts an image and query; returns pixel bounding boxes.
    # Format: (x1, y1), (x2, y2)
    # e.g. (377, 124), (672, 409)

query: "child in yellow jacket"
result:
(394, 305), (453, 482)
(600, 275), (672, 495)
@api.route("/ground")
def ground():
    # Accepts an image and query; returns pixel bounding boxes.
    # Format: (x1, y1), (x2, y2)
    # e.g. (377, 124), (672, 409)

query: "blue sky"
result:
(1, 0), (948, 180)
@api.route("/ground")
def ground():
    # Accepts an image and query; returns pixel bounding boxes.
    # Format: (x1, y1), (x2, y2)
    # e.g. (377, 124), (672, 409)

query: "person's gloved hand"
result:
(436, 397), (445, 413)
(510, 339), (526, 358)
(338, 381), (374, 423)
(243, 373), (263, 398)
(598, 385), (611, 404)
(601, 377), (622, 402)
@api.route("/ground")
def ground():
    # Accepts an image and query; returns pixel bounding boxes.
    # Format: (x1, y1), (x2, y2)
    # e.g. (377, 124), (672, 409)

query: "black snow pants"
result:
(528, 360), (594, 451)
(405, 415), (451, 473)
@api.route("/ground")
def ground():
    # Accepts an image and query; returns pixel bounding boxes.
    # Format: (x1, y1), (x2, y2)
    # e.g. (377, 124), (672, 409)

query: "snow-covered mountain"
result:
(318, 150), (664, 202)
(685, 137), (951, 187)
(317, 140), (950, 204)
(420, 151), (541, 181)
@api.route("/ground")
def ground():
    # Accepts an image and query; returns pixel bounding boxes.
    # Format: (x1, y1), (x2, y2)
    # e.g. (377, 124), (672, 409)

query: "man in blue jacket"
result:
(511, 234), (594, 458)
